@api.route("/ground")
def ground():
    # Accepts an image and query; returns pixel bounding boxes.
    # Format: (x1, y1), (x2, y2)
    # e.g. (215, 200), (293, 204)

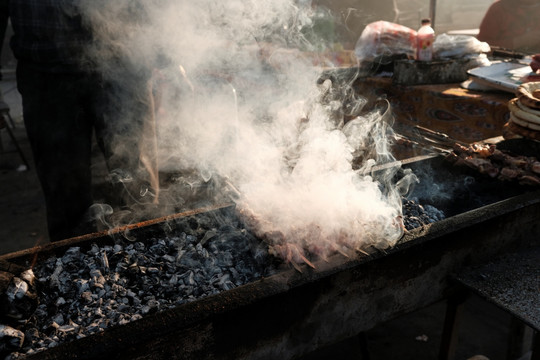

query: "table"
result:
(440, 246), (540, 360)
(355, 76), (514, 143)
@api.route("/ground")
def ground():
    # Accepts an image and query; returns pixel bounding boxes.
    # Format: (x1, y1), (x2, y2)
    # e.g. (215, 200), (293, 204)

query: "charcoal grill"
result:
(1, 154), (539, 360)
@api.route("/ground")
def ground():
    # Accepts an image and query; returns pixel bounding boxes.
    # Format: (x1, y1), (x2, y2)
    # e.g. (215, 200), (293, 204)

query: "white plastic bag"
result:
(433, 34), (491, 59)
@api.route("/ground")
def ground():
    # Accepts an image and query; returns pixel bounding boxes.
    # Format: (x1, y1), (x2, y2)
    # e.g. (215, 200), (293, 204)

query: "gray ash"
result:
(4, 200), (443, 358)
(8, 214), (277, 358)
(402, 197), (445, 230)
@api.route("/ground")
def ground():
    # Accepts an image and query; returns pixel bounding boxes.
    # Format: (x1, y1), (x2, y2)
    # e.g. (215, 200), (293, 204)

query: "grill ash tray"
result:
(1, 156), (539, 360)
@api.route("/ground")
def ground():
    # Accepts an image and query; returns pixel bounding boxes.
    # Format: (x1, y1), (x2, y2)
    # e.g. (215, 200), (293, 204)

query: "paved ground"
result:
(0, 69), (48, 254)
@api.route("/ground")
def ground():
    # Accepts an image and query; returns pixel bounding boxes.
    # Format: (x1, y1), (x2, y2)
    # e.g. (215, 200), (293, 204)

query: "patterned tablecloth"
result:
(355, 76), (514, 143)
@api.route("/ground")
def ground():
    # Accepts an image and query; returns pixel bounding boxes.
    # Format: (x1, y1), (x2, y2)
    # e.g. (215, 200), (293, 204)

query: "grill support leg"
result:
(438, 290), (468, 360)
(532, 332), (540, 360)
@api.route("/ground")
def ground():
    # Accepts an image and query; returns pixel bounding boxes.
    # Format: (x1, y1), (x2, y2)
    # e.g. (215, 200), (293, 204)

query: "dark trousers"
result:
(16, 62), (158, 241)
(0, 0), (8, 73)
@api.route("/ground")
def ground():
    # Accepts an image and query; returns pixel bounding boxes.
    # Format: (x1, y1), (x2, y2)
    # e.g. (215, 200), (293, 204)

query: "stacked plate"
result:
(505, 82), (540, 141)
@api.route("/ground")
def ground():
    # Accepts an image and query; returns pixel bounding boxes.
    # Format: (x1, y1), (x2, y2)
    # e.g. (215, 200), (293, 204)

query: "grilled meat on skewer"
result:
(446, 143), (540, 186)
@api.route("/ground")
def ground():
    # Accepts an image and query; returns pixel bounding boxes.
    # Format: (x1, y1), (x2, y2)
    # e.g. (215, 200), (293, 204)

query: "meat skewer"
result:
(446, 142), (540, 186)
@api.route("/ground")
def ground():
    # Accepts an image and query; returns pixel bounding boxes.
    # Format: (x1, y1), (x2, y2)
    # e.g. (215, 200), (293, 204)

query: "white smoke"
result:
(79, 0), (411, 263)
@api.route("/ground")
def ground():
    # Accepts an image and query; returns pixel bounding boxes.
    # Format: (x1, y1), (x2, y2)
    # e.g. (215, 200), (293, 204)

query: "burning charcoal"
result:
(149, 240), (168, 256)
(63, 247), (81, 260)
(200, 229), (217, 245)
(18, 270), (35, 288)
(100, 250), (110, 273)
(218, 274), (235, 291)
(402, 197), (445, 230)
(55, 323), (79, 335)
(7, 278), (28, 302)
(162, 254), (176, 263)
(217, 251), (234, 267)
(51, 314), (64, 326)
(80, 292), (93, 304)
(424, 205), (445, 222)
(11, 212), (277, 357)
(49, 260), (63, 288)
(0, 271), (14, 301)
(1, 271), (38, 325)
(0, 325), (25, 354)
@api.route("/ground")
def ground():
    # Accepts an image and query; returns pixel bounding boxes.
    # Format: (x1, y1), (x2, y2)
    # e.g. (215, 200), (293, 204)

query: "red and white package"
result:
(354, 21), (417, 61)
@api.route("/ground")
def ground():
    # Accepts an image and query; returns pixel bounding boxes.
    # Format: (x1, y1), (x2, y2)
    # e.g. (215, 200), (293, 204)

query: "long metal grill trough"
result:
(1, 154), (539, 360)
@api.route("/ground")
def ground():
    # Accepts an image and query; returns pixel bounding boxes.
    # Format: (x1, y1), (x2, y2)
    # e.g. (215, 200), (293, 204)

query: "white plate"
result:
(467, 61), (533, 93)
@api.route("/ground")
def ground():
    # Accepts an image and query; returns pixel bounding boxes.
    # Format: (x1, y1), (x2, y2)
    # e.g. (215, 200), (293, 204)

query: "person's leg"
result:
(0, 0), (9, 80)
(17, 63), (95, 241)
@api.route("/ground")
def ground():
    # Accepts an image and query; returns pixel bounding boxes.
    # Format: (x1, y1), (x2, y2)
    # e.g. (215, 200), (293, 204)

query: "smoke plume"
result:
(79, 0), (412, 263)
